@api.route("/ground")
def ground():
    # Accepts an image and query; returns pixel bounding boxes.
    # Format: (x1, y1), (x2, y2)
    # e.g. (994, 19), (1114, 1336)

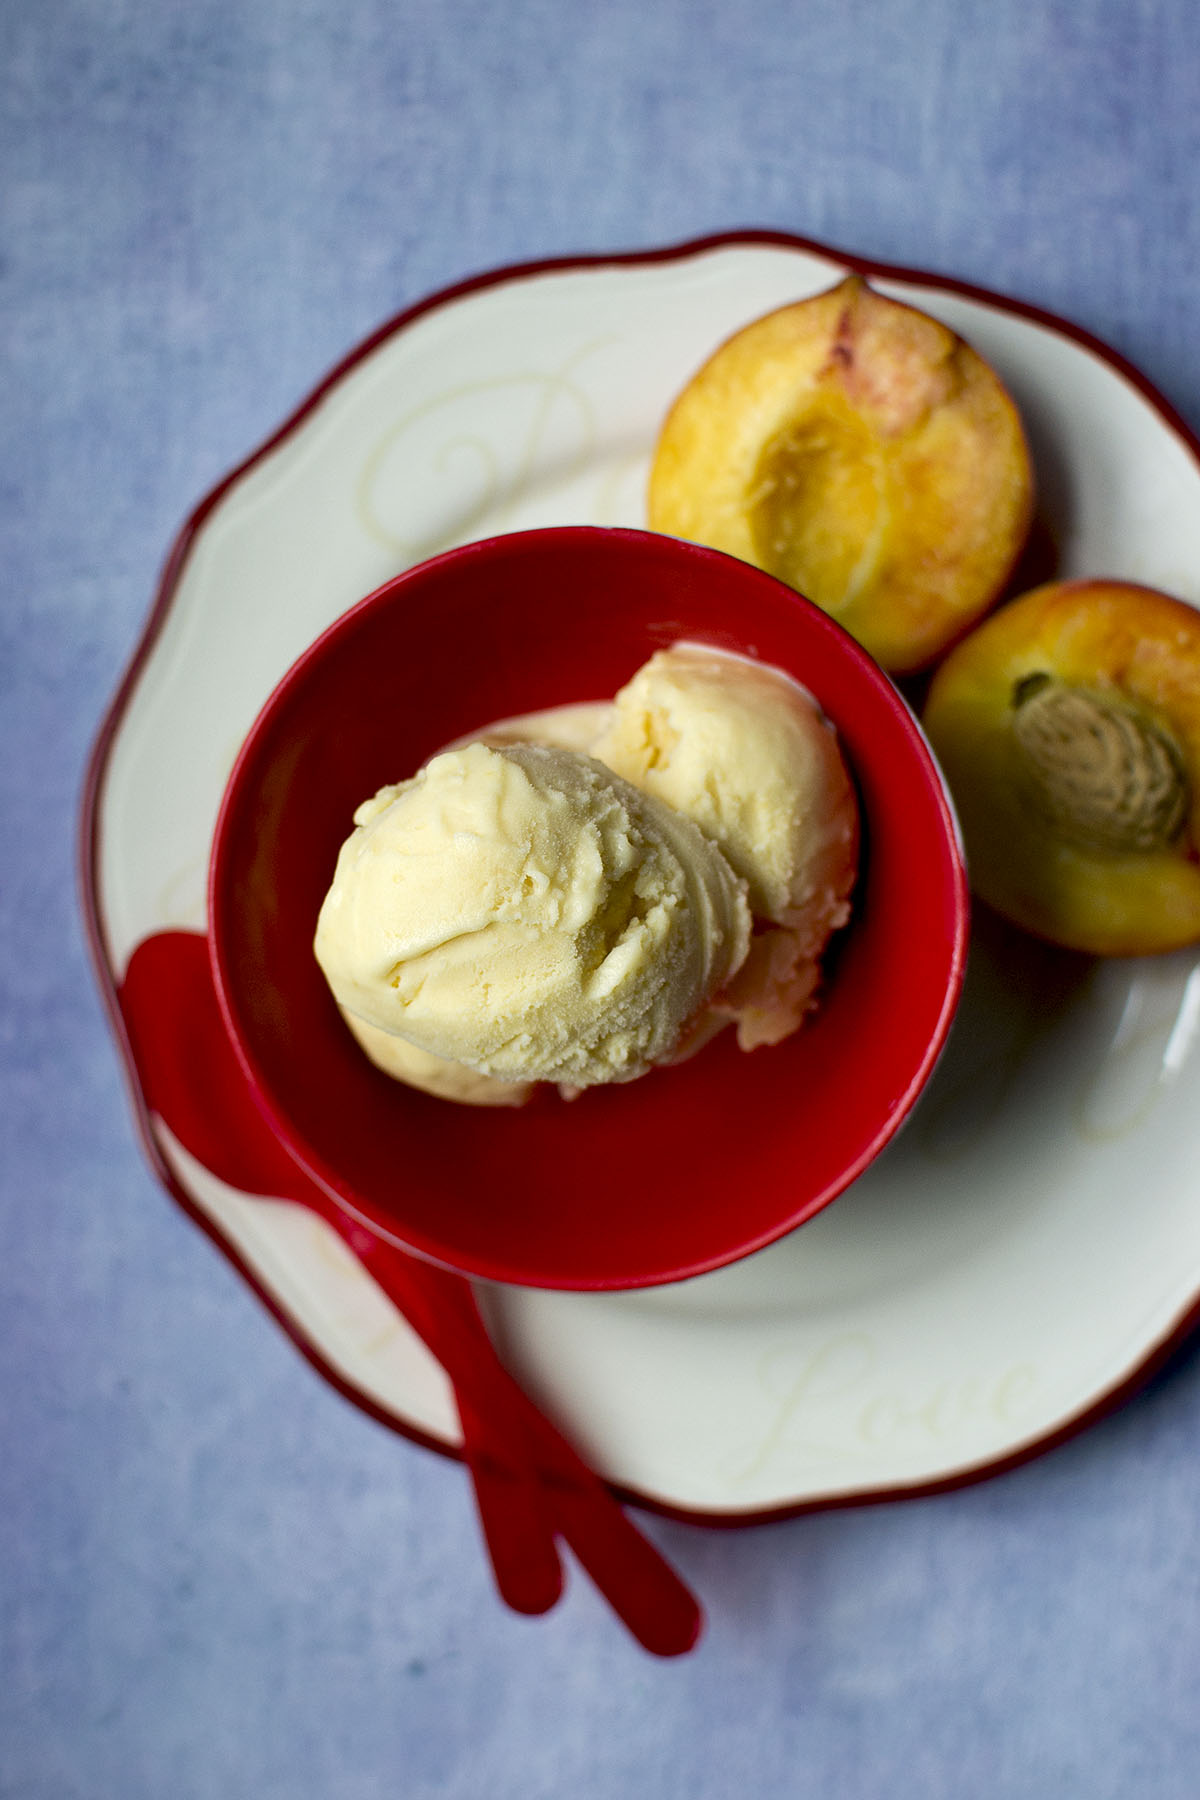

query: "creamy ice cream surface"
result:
(314, 739), (751, 1090)
(314, 642), (860, 1104)
(339, 1013), (535, 1108)
(592, 644), (859, 1047)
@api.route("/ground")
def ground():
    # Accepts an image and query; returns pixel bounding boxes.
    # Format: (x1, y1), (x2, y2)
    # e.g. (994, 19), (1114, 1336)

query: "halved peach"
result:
(648, 275), (1035, 674)
(923, 579), (1200, 955)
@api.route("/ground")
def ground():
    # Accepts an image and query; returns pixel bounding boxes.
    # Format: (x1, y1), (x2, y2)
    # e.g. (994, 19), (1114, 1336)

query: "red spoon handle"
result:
(450, 1389), (565, 1616)
(118, 931), (564, 1618)
(118, 929), (703, 1654)
(383, 1249), (702, 1656)
(337, 1229), (565, 1620)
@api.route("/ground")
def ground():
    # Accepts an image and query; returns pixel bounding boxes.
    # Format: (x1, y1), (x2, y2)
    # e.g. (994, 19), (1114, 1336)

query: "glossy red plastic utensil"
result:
(118, 929), (702, 1655)
(209, 525), (969, 1291)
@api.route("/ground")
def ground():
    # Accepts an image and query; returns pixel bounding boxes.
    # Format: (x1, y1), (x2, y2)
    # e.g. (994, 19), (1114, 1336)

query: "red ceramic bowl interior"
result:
(209, 526), (968, 1291)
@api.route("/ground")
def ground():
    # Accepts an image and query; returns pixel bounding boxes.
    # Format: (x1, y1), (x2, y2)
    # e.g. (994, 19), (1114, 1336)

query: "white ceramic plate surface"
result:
(84, 232), (1200, 1520)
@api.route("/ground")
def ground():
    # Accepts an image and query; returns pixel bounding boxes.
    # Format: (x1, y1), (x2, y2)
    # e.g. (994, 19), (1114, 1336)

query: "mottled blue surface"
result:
(5, 2), (1200, 1794)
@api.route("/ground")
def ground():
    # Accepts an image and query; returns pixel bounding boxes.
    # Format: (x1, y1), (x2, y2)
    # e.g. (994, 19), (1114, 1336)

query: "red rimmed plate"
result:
(82, 231), (1200, 1521)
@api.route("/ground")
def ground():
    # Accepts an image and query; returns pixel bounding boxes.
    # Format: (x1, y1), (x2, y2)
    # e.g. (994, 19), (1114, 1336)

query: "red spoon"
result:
(118, 929), (703, 1656)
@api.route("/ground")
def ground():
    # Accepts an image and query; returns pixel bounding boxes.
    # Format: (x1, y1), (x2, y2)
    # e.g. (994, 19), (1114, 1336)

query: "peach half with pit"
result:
(648, 275), (1035, 675)
(923, 579), (1200, 956)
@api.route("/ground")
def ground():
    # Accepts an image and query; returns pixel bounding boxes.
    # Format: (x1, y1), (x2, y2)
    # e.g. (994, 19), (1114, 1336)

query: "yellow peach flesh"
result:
(923, 580), (1200, 955)
(648, 275), (1035, 675)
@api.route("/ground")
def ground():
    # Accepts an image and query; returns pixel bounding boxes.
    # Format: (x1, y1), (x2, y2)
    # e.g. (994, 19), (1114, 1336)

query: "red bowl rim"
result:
(206, 524), (970, 1290)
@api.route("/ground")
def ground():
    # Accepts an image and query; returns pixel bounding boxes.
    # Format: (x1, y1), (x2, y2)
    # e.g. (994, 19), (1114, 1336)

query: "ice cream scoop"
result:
(314, 739), (751, 1090)
(334, 702), (618, 1108)
(592, 643), (859, 1047)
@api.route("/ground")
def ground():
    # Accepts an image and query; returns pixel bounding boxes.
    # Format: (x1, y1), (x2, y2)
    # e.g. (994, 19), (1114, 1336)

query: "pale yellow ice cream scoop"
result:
(591, 643), (859, 1048)
(314, 739), (751, 1090)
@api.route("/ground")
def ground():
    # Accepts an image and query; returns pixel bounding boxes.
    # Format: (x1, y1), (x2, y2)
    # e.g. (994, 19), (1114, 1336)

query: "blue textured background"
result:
(5, 2), (1200, 1795)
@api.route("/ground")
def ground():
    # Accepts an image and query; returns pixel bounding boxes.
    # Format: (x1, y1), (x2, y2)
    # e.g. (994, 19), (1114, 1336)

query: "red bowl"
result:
(209, 526), (968, 1290)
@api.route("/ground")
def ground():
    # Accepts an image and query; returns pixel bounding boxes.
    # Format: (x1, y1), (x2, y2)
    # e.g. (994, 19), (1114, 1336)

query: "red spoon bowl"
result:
(209, 525), (968, 1291)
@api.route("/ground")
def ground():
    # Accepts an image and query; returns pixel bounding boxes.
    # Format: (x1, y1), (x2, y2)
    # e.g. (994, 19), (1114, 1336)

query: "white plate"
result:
(82, 231), (1200, 1520)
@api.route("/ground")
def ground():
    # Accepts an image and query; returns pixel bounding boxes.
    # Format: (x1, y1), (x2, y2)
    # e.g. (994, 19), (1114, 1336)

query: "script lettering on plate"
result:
(723, 1332), (1040, 1487)
(356, 342), (617, 561)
